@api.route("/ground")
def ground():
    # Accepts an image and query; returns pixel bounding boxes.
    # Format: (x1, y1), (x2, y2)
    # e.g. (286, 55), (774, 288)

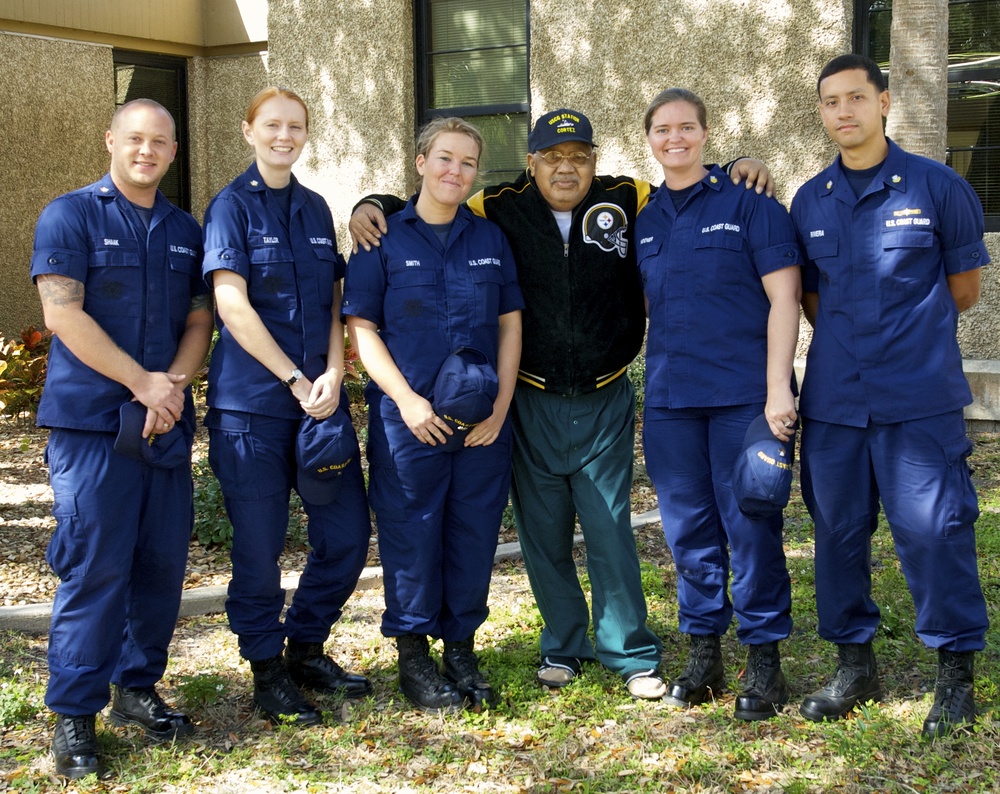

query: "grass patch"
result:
(0, 434), (996, 791)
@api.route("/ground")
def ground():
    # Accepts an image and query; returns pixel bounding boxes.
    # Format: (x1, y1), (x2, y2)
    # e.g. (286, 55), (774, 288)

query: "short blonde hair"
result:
(414, 117), (485, 190)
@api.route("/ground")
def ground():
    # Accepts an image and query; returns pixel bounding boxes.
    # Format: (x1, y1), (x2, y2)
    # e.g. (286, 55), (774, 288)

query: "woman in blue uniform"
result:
(636, 88), (802, 721)
(202, 87), (372, 726)
(344, 117), (523, 713)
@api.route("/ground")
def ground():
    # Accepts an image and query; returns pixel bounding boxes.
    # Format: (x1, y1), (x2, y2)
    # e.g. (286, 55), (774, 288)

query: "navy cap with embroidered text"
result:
(296, 403), (359, 505)
(528, 108), (596, 152)
(732, 414), (796, 520)
(432, 348), (499, 452)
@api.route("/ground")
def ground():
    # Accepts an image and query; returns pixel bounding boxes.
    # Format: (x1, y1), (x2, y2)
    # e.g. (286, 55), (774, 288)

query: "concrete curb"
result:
(0, 508), (663, 636)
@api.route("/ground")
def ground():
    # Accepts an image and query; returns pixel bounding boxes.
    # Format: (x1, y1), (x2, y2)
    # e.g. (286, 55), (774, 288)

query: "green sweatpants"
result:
(510, 375), (662, 679)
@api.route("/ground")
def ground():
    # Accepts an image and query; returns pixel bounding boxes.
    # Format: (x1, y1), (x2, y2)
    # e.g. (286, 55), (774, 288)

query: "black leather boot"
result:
(52, 714), (104, 779)
(443, 636), (499, 710)
(110, 685), (194, 740)
(250, 654), (323, 726)
(922, 649), (976, 739)
(734, 642), (790, 721)
(800, 642), (881, 722)
(285, 641), (373, 699)
(396, 634), (463, 713)
(664, 634), (725, 707)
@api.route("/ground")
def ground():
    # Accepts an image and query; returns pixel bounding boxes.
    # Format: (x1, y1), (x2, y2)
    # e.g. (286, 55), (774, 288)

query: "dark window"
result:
(857, 0), (1000, 230)
(415, 0), (529, 184)
(113, 50), (190, 212)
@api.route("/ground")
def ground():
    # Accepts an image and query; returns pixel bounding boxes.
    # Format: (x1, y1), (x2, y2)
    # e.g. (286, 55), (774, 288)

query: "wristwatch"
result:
(280, 368), (303, 388)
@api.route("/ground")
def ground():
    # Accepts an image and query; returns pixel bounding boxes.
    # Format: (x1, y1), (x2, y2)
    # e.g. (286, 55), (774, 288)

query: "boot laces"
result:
(125, 686), (169, 714)
(742, 652), (774, 695)
(447, 648), (484, 686)
(939, 654), (970, 682)
(679, 637), (718, 679)
(408, 651), (447, 687)
(820, 653), (875, 697)
(828, 663), (861, 691)
(61, 715), (97, 746)
(266, 668), (312, 710)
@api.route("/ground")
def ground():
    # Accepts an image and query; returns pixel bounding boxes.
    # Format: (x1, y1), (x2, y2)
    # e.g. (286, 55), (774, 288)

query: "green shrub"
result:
(0, 327), (51, 422)
(627, 355), (646, 413)
(344, 334), (367, 406)
(192, 459), (233, 548)
(191, 459), (308, 550)
(0, 668), (43, 727)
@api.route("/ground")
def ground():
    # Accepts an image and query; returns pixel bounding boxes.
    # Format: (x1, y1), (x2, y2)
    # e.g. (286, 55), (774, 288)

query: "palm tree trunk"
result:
(887, 0), (949, 162)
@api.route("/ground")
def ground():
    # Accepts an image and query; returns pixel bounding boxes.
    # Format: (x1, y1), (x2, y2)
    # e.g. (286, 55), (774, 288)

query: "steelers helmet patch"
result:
(582, 203), (628, 257)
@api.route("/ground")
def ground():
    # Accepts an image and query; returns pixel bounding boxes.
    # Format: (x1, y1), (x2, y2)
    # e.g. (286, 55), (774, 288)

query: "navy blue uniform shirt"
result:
(635, 165), (801, 409)
(792, 139), (989, 426)
(203, 162), (346, 418)
(30, 173), (205, 432)
(342, 199), (523, 420)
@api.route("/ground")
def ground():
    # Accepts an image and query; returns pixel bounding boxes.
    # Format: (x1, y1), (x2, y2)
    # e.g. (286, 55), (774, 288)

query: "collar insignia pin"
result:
(709, 175), (718, 184)
(892, 175), (901, 183)
(100, 186), (110, 192)
(826, 180), (833, 189)
(250, 180), (259, 186)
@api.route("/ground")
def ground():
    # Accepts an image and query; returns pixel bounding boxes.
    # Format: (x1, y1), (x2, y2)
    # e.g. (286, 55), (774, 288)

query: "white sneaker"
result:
(626, 669), (667, 700)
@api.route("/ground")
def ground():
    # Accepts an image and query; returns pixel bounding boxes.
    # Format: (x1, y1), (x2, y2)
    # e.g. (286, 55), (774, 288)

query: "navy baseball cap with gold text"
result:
(296, 403), (359, 505)
(732, 414), (796, 520)
(432, 348), (499, 452)
(528, 108), (596, 152)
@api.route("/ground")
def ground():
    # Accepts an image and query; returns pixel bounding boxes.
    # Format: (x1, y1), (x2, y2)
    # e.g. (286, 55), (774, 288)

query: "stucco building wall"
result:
(964, 237), (1000, 360)
(0, 33), (111, 338)
(528, 0), (850, 206)
(2, 0), (996, 362)
(265, 0), (415, 248)
(188, 53), (269, 220)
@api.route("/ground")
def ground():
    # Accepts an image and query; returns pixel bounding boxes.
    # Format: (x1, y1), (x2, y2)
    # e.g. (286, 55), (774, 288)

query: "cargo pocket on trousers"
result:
(205, 409), (264, 502)
(942, 434), (979, 537)
(45, 491), (85, 580)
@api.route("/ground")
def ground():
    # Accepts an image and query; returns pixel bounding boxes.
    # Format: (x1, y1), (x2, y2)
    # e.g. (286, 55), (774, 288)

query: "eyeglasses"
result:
(535, 150), (594, 166)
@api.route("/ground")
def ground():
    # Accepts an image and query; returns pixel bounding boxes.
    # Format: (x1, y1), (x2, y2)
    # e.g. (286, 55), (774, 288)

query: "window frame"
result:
(854, 0), (1000, 230)
(112, 49), (191, 212)
(414, 0), (531, 182)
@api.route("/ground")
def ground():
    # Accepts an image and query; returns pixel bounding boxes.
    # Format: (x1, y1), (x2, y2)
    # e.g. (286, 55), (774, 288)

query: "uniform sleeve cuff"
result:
(943, 239), (990, 275)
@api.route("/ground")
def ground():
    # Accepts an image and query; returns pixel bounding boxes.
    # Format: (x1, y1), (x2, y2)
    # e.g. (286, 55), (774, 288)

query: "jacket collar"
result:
(820, 137), (908, 202)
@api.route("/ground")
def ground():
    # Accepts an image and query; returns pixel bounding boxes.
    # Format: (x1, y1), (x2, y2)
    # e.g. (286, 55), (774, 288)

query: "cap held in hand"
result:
(114, 400), (190, 469)
(432, 348), (499, 452)
(732, 414), (796, 520)
(296, 404), (360, 505)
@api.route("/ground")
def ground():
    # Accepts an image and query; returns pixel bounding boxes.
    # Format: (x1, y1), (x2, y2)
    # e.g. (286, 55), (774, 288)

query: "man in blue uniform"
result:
(31, 99), (213, 778)
(350, 109), (772, 700)
(792, 55), (989, 738)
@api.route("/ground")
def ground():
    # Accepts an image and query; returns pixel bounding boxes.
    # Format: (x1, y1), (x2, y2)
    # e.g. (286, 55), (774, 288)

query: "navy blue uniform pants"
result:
(643, 403), (792, 644)
(801, 411), (988, 650)
(366, 398), (512, 641)
(44, 428), (192, 716)
(207, 410), (371, 661)
(510, 377), (663, 678)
